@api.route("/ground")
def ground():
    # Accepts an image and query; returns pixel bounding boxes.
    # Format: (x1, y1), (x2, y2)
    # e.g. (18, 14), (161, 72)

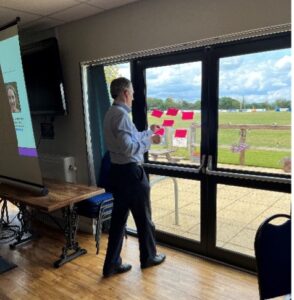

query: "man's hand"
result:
(150, 124), (161, 132)
(151, 134), (161, 144)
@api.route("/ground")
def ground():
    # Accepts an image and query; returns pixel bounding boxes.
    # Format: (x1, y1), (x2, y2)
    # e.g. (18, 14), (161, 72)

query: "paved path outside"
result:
(128, 162), (291, 256)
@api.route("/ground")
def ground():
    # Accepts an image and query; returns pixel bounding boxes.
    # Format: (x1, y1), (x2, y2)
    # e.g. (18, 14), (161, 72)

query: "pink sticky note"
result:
(155, 128), (165, 136)
(174, 129), (187, 138)
(151, 109), (164, 118)
(162, 119), (174, 127)
(166, 108), (179, 116)
(182, 111), (194, 120)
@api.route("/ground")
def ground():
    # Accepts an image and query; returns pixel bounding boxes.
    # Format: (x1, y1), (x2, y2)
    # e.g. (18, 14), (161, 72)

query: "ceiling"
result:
(0, 0), (140, 33)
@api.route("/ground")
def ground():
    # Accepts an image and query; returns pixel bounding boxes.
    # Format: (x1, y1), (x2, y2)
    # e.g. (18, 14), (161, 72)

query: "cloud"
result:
(117, 48), (291, 103)
(219, 49), (291, 102)
(275, 55), (291, 70)
(117, 63), (130, 78)
(146, 61), (202, 101)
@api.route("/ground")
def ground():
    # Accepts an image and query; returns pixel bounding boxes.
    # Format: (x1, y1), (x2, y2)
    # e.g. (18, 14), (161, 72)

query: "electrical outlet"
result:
(40, 122), (54, 139)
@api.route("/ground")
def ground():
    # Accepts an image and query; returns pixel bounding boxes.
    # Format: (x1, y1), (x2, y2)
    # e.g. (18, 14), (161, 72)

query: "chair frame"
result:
(254, 213), (291, 300)
(94, 196), (114, 254)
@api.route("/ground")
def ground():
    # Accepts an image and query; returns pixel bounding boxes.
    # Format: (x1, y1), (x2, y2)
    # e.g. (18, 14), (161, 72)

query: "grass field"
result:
(148, 111), (291, 169)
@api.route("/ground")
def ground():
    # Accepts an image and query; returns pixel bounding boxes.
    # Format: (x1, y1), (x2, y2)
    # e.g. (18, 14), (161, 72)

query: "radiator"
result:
(35, 154), (94, 233)
(39, 154), (77, 183)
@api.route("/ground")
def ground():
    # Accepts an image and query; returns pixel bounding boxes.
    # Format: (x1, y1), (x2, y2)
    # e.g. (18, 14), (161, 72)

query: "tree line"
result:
(147, 97), (291, 110)
(103, 66), (291, 110)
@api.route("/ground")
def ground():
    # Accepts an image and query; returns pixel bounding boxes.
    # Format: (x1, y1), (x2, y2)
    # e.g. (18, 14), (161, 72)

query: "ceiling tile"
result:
(50, 3), (103, 22)
(0, 6), (40, 26)
(21, 17), (65, 32)
(0, 0), (141, 34)
(85, 0), (139, 10)
(0, 0), (79, 16)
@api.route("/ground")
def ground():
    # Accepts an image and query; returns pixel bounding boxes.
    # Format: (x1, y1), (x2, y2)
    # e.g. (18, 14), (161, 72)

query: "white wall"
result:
(34, 0), (290, 184)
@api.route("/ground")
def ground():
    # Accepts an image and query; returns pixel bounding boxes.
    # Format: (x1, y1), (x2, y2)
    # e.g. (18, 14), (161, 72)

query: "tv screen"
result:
(21, 38), (67, 115)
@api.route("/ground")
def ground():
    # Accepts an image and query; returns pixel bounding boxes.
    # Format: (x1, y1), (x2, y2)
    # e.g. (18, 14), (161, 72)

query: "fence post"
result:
(239, 128), (247, 165)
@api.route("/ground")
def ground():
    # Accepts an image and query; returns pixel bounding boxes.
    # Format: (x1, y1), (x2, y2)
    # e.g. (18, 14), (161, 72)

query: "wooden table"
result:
(0, 179), (105, 268)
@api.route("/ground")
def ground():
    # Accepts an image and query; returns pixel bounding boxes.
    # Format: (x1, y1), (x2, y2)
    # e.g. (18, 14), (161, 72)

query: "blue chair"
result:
(254, 214), (291, 300)
(76, 152), (114, 254)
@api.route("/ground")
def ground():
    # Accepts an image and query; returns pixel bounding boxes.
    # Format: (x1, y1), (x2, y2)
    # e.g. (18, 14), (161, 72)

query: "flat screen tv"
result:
(21, 38), (67, 115)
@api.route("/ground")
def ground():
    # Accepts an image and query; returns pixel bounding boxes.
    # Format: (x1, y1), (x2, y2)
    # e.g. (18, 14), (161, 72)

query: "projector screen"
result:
(0, 23), (46, 194)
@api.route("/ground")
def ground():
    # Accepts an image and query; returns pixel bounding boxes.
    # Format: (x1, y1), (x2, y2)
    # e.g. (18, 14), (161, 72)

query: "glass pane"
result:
(216, 184), (291, 256)
(103, 62), (130, 102)
(146, 61), (202, 165)
(127, 177), (200, 241)
(218, 49), (291, 174)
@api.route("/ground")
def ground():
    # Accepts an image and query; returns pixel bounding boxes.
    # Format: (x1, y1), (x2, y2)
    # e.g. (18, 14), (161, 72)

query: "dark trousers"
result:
(103, 163), (156, 274)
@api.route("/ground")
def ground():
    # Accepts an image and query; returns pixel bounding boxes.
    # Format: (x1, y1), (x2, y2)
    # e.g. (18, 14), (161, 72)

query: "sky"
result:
(117, 48), (291, 103)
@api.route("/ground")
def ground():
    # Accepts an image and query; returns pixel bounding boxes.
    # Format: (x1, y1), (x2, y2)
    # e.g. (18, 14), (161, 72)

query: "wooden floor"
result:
(0, 223), (260, 300)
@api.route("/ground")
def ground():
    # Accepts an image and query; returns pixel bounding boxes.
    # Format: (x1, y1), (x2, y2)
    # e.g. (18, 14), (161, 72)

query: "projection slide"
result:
(0, 23), (44, 188)
(0, 25), (37, 157)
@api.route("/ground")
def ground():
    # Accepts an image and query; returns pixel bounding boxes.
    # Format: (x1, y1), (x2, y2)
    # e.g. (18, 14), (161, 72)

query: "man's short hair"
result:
(110, 77), (131, 99)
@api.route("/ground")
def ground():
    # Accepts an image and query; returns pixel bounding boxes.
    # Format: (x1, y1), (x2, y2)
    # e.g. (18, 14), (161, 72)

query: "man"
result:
(102, 77), (166, 277)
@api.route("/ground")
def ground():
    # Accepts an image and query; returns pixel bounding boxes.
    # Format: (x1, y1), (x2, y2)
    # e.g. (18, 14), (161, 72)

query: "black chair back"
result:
(254, 214), (291, 300)
(98, 151), (112, 192)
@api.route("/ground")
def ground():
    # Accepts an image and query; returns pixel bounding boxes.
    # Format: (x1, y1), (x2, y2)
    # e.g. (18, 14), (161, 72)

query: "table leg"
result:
(10, 202), (37, 249)
(150, 176), (179, 225)
(0, 198), (9, 231)
(53, 204), (87, 268)
(171, 178), (179, 225)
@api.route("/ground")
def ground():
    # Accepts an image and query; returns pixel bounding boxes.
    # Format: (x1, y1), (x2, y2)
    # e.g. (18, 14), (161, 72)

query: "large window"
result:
(84, 31), (291, 272)
(146, 61), (202, 165)
(216, 185), (290, 256)
(218, 49), (291, 174)
(128, 177), (201, 241)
